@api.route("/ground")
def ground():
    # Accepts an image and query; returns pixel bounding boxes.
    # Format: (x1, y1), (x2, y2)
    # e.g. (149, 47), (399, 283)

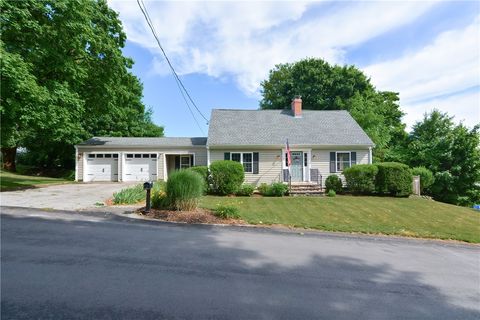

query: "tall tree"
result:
(406, 110), (480, 206)
(1, 0), (163, 171)
(260, 58), (406, 159)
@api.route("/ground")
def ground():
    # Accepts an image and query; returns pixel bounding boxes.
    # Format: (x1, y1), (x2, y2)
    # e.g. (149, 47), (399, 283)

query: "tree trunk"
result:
(1, 146), (17, 172)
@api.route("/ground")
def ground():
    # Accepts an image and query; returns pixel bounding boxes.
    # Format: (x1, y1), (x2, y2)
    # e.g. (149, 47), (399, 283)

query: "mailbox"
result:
(143, 181), (154, 213)
(143, 181), (154, 190)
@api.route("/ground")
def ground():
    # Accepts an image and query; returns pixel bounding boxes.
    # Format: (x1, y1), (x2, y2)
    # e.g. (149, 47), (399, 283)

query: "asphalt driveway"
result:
(0, 182), (133, 210)
(1, 207), (479, 319)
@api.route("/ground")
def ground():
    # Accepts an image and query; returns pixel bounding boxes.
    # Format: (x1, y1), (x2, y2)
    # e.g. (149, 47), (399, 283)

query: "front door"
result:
(290, 151), (303, 182)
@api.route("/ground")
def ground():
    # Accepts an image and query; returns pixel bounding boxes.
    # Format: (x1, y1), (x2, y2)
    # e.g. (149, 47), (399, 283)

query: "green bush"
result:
(325, 175), (343, 193)
(213, 205), (241, 219)
(257, 183), (269, 195)
(343, 164), (378, 194)
(113, 182), (164, 205)
(264, 182), (289, 197)
(411, 166), (434, 194)
(151, 189), (169, 209)
(166, 170), (204, 211)
(188, 166), (209, 193)
(327, 189), (336, 197)
(375, 162), (412, 197)
(113, 184), (144, 204)
(209, 160), (245, 195)
(236, 184), (255, 196)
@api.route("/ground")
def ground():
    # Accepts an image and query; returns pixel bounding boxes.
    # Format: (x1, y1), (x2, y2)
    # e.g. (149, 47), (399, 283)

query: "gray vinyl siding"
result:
(310, 149), (369, 185)
(210, 149), (283, 186)
(76, 147), (207, 182)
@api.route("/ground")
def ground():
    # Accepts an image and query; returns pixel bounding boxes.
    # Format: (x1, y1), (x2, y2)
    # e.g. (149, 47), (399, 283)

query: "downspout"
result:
(206, 145), (211, 167)
(74, 146), (78, 181)
(368, 147), (373, 164)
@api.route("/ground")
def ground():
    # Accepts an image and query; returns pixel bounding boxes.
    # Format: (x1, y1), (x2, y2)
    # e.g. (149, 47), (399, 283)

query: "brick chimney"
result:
(291, 95), (302, 118)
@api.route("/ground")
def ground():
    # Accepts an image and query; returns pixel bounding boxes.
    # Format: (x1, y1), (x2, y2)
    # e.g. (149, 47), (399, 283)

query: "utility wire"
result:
(137, 0), (209, 135)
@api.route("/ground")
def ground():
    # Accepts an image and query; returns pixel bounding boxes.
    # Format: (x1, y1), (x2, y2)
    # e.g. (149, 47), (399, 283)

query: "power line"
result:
(136, 0), (209, 135)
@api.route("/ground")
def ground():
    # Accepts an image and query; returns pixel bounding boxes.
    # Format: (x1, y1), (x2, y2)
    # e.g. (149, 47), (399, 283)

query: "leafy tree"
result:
(260, 58), (406, 159)
(406, 110), (480, 206)
(1, 0), (163, 171)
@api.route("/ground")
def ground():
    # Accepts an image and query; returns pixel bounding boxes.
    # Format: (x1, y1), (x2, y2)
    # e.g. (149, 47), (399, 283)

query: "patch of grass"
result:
(213, 205), (240, 219)
(0, 169), (72, 191)
(200, 195), (480, 243)
(113, 182), (165, 205)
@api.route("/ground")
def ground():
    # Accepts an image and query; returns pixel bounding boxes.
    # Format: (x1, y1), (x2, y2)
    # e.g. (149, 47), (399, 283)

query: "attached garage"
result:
(124, 153), (158, 181)
(85, 153), (119, 182)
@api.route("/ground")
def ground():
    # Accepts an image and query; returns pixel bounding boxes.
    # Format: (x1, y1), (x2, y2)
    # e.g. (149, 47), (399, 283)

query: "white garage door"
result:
(124, 153), (157, 181)
(85, 153), (119, 182)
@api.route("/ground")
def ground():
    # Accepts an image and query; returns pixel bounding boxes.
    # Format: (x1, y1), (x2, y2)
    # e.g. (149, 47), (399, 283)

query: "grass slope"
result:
(0, 169), (72, 191)
(201, 195), (480, 243)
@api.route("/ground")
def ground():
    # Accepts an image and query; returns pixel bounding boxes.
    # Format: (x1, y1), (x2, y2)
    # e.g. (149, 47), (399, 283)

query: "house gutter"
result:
(74, 145), (78, 181)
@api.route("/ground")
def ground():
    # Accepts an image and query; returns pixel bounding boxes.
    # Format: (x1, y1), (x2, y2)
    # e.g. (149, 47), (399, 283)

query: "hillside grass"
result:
(0, 169), (73, 191)
(200, 195), (480, 243)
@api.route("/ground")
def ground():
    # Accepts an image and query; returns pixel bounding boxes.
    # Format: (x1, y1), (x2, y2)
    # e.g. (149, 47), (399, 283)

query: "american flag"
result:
(286, 139), (292, 168)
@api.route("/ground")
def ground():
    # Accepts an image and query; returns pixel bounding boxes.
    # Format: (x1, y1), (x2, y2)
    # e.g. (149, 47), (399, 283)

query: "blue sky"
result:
(110, 1), (479, 137)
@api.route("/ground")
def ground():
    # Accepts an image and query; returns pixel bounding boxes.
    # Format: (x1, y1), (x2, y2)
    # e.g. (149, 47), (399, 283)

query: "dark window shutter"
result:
(330, 152), (336, 173)
(224, 152), (230, 160)
(253, 152), (259, 174)
(191, 154), (195, 166)
(351, 152), (357, 166)
(175, 156), (180, 170)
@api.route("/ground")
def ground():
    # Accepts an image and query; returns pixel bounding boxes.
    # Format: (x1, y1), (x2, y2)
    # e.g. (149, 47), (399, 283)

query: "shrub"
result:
(188, 166), (209, 193)
(375, 162), (412, 197)
(264, 182), (289, 197)
(325, 175), (343, 193)
(213, 205), (241, 219)
(113, 184), (145, 204)
(343, 164), (378, 194)
(257, 183), (269, 195)
(327, 189), (336, 197)
(209, 160), (245, 195)
(411, 166), (434, 194)
(151, 190), (169, 209)
(236, 184), (255, 196)
(166, 170), (204, 211)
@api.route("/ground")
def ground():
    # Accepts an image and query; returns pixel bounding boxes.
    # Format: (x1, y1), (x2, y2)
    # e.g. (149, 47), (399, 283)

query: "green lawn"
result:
(200, 195), (480, 243)
(0, 169), (73, 191)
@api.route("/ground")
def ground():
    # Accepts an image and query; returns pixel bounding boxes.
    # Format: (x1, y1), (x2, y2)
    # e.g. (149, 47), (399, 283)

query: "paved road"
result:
(1, 206), (479, 319)
(0, 182), (134, 210)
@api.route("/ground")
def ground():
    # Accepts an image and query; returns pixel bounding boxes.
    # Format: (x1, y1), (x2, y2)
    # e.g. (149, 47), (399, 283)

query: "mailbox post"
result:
(143, 181), (154, 213)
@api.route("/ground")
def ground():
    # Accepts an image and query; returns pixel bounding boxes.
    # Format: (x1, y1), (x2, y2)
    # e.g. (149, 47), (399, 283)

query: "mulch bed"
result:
(137, 207), (244, 225)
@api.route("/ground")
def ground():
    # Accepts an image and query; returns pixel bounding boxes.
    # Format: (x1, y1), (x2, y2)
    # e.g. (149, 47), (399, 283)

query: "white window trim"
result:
(230, 152), (253, 173)
(180, 155), (192, 169)
(335, 151), (352, 173)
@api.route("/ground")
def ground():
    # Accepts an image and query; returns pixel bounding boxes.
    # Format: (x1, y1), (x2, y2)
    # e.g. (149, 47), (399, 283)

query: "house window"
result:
(242, 153), (253, 173)
(180, 155), (191, 169)
(126, 154), (133, 158)
(88, 154), (95, 159)
(230, 152), (253, 173)
(336, 152), (351, 172)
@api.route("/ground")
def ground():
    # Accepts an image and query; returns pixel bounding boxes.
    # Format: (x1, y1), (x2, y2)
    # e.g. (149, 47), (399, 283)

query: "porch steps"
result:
(289, 183), (324, 196)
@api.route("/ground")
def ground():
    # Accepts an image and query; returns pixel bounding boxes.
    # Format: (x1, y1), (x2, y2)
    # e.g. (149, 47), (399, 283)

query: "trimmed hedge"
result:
(411, 166), (434, 194)
(325, 175), (343, 193)
(166, 170), (204, 211)
(343, 164), (378, 194)
(209, 160), (245, 195)
(236, 184), (255, 196)
(375, 162), (412, 197)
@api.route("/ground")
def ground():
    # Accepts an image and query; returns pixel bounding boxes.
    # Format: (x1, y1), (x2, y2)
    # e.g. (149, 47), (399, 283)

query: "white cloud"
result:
(402, 90), (479, 130)
(364, 17), (480, 103)
(109, 0), (435, 96)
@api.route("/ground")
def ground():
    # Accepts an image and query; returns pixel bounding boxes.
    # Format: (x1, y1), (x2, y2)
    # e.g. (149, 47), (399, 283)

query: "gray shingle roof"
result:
(78, 137), (207, 147)
(207, 109), (374, 146)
